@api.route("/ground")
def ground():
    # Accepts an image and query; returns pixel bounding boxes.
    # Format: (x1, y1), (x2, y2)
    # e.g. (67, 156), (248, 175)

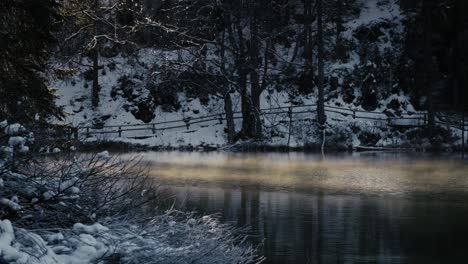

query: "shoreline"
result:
(76, 140), (468, 154)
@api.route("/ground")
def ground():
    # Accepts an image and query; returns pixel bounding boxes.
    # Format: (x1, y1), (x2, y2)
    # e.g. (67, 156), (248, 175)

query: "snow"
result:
(7, 136), (30, 153)
(96, 150), (110, 159)
(8, 136), (25, 147)
(52, 148), (61, 153)
(19, 145), (29, 153)
(59, 177), (79, 192)
(4, 123), (25, 135)
(0, 198), (21, 211)
(344, 0), (402, 36)
(73, 223), (109, 234)
(43, 191), (56, 200)
(47, 0), (462, 149)
(0, 216), (260, 264)
(46, 233), (65, 243)
(0, 220), (27, 263)
(47, 14), (409, 150)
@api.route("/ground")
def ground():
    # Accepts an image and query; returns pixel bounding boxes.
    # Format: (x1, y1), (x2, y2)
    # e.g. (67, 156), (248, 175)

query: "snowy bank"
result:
(0, 213), (262, 264)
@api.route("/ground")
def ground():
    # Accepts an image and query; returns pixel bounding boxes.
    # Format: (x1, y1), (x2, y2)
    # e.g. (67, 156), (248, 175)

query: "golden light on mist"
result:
(124, 152), (468, 195)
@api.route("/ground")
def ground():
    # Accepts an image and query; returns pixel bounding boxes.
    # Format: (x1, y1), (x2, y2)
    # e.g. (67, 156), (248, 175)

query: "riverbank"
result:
(77, 138), (468, 154)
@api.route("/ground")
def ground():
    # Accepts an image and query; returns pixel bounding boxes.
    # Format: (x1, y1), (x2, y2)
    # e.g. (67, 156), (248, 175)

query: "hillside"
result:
(49, 0), (465, 150)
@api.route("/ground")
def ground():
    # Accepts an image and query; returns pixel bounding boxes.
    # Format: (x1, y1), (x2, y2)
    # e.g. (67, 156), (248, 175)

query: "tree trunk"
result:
(250, 71), (262, 137)
(224, 92), (236, 144)
(304, 0), (313, 80)
(91, 47), (99, 108)
(240, 71), (255, 138)
(220, 29), (236, 144)
(303, 0), (312, 62)
(335, 0), (345, 60)
(423, 2), (435, 138)
(316, 0), (326, 126)
(249, 2), (262, 138)
(91, 0), (100, 108)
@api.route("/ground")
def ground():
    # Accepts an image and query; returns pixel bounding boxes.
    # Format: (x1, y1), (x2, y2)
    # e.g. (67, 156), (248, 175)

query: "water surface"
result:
(124, 152), (468, 263)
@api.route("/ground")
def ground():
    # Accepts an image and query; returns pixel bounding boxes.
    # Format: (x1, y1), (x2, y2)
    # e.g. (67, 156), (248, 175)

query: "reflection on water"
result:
(124, 152), (468, 263)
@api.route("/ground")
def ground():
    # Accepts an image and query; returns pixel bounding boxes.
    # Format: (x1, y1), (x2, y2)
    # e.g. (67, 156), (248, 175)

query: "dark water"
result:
(125, 152), (468, 263)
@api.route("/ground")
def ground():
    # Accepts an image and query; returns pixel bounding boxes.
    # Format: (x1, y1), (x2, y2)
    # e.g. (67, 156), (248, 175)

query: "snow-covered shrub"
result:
(0, 121), (33, 171)
(1, 152), (156, 227)
(1, 120), (156, 225)
(0, 212), (263, 264)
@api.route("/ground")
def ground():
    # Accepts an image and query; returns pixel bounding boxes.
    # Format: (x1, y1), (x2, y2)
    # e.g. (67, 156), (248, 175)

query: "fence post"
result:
(352, 109), (356, 119)
(219, 114), (223, 124)
(152, 124), (156, 134)
(288, 106), (293, 147)
(463, 111), (465, 153)
(118, 126), (122, 137)
(86, 127), (90, 138)
(423, 113), (427, 126)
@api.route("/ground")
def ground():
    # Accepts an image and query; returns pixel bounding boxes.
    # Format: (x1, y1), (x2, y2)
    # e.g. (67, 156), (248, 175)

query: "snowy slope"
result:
(49, 0), (463, 149)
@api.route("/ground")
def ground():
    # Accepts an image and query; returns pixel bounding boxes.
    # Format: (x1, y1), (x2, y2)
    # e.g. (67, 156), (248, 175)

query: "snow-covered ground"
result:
(52, 55), (462, 150)
(0, 215), (261, 264)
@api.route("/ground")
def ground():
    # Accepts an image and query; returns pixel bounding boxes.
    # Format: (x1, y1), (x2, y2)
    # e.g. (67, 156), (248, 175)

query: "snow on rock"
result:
(46, 233), (65, 243)
(69, 187), (80, 194)
(73, 223), (109, 234)
(43, 191), (56, 200)
(0, 220), (108, 264)
(0, 198), (22, 211)
(5, 172), (27, 180)
(6, 136), (30, 153)
(0, 219), (26, 263)
(52, 148), (61, 153)
(19, 145), (29, 153)
(59, 177), (79, 192)
(4, 123), (25, 135)
(96, 150), (110, 159)
(8, 136), (25, 147)
(62, 234), (109, 264)
(0, 146), (13, 154)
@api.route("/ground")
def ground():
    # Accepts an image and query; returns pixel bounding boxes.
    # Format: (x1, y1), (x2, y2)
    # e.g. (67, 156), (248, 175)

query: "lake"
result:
(122, 151), (468, 264)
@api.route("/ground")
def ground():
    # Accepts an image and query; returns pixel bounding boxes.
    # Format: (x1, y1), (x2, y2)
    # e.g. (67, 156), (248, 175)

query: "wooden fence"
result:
(74, 104), (442, 139)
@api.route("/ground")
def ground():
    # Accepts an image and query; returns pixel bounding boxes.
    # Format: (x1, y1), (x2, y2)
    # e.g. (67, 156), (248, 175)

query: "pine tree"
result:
(0, 0), (63, 121)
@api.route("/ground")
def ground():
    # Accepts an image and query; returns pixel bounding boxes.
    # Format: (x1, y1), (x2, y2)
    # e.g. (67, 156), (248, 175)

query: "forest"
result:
(1, 0), (468, 263)
(0, 0), (467, 149)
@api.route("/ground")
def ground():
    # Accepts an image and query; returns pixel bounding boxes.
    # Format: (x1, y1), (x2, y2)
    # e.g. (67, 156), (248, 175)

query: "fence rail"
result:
(72, 104), (454, 139)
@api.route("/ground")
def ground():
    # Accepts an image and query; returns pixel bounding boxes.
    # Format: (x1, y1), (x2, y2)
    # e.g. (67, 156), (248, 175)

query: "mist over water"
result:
(124, 152), (468, 263)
